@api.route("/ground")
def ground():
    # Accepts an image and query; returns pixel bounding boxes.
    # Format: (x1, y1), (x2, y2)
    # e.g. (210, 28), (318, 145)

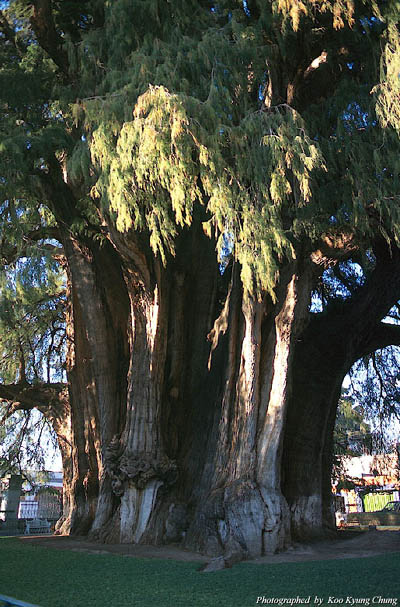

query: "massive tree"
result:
(1, 0), (400, 557)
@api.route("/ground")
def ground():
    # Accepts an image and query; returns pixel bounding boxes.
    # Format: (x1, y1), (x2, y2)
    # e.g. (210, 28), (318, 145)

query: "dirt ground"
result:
(19, 529), (400, 565)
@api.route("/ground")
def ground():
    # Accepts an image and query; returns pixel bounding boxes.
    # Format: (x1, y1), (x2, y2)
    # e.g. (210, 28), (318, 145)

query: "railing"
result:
(0, 595), (40, 607)
(17, 501), (38, 520)
(18, 498), (61, 521)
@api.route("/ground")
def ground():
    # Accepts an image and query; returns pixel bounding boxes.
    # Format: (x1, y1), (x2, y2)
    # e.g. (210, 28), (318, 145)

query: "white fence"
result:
(18, 494), (61, 521)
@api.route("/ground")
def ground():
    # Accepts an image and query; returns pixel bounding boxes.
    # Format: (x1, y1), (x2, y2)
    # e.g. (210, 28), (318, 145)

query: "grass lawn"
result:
(0, 537), (399, 607)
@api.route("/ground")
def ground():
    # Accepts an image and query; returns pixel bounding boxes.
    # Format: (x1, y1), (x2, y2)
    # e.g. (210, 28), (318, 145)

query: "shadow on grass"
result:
(0, 537), (399, 607)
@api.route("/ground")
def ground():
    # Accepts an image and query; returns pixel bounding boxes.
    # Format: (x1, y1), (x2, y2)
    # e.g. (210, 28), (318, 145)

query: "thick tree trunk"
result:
(40, 166), (400, 557)
(95, 221), (222, 544)
(35, 165), (130, 535)
(176, 262), (313, 557)
(282, 315), (349, 540)
(99, 268), (178, 543)
(34, 154), (331, 555)
(57, 232), (130, 536)
(282, 240), (400, 541)
(85, 237), (314, 556)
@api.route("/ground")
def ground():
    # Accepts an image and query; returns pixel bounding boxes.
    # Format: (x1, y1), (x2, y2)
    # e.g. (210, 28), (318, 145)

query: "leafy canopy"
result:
(1, 0), (400, 302)
(334, 393), (373, 457)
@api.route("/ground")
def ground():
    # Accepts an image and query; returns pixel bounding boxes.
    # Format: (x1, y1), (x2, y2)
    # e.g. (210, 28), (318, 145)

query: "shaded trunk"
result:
(96, 221), (222, 545)
(177, 262), (313, 557)
(282, 315), (349, 540)
(57, 232), (130, 535)
(44, 170), (400, 556)
(282, 241), (400, 540)
(89, 222), (314, 555)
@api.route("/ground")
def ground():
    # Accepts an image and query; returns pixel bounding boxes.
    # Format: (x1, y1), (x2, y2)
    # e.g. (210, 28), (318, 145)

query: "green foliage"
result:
(332, 392), (375, 488)
(272, 0), (356, 31)
(332, 346), (400, 488)
(79, 0), (329, 296)
(90, 86), (324, 291)
(374, 24), (400, 134)
(347, 346), (400, 448)
(334, 394), (373, 457)
(0, 249), (65, 474)
(81, 0), (400, 296)
(0, 239), (65, 385)
(0, 204), (65, 474)
(1, 0), (400, 301)
(0, 409), (54, 477)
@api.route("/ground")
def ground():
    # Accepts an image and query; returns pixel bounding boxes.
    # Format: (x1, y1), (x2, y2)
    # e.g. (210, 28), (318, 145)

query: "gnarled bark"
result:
(59, 233), (130, 535)
(178, 261), (313, 557)
(87, 248), (314, 557)
(50, 225), (400, 558)
(28, 158), (400, 556)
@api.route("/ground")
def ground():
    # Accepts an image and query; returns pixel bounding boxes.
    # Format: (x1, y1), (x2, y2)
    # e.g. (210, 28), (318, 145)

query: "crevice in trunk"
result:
(181, 261), (313, 557)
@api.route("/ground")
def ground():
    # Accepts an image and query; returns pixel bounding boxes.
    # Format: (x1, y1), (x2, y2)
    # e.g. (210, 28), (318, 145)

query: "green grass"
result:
(0, 537), (399, 607)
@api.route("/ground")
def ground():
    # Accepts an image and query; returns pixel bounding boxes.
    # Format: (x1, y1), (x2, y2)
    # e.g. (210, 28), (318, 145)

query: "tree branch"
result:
(0, 381), (67, 422)
(0, 226), (63, 265)
(311, 230), (360, 267)
(17, 338), (27, 384)
(357, 321), (400, 358)
(29, 0), (69, 74)
(350, 239), (400, 325)
(0, 10), (25, 55)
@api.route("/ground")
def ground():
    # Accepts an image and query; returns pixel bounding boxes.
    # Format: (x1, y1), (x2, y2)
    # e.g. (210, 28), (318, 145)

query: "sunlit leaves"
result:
(2, 0), (400, 305)
(90, 83), (324, 297)
(273, 0), (355, 30)
(0, 263), (66, 385)
(374, 24), (400, 135)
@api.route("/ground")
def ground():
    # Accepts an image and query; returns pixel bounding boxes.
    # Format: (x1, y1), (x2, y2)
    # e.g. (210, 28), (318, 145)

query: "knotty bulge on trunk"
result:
(59, 215), (324, 556)
(2, 0), (400, 560)
(58, 226), (400, 557)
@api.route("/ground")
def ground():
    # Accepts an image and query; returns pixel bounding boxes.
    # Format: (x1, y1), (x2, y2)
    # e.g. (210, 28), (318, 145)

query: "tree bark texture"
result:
(59, 209), (325, 556)
(29, 161), (400, 556)
(3, 0), (400, 559)
(6, 224), (400, 557)
(58, 233), (130, 536)
(41, 212), (400, 558)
